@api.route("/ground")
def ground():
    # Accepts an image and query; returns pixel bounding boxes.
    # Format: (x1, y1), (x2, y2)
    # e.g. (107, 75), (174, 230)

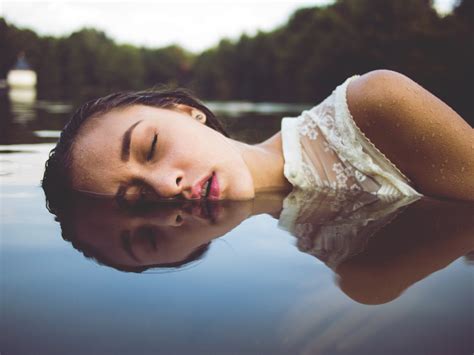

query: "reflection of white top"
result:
(281, 76), (422, 198)
(278, 189), (420, 269)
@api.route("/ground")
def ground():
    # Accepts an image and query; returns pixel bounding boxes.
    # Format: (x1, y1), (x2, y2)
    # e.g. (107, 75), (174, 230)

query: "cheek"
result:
(167, 127), (227, 163)
(73, 160), (129, 196)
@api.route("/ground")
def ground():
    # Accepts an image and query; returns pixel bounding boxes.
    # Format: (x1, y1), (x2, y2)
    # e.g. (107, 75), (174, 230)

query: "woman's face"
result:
(71, 105), (255, 204)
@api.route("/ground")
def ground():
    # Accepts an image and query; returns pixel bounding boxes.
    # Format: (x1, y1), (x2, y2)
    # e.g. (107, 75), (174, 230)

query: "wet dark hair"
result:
(69, 231), (211, 273)
(42, 87), (228, 220)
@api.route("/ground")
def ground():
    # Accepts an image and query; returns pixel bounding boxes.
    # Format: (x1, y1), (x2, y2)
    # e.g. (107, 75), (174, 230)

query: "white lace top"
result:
(281, 75), (422, 198)
(278, 189), (419, 269)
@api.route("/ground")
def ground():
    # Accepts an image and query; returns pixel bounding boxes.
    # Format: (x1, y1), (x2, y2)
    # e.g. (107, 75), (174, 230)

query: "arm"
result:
(347, 70), (474, 200)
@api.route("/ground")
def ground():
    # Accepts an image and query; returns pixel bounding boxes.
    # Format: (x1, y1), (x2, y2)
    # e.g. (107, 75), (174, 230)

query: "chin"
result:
(227, 185), (255, 200)
(220, 168), (255, 200)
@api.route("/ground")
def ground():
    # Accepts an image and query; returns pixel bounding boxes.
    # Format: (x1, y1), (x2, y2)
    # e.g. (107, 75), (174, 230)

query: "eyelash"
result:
(146, 133), (158, 161)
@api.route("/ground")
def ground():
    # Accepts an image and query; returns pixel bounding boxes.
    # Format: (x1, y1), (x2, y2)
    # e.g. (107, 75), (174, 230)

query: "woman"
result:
(42, 70), (474, 208)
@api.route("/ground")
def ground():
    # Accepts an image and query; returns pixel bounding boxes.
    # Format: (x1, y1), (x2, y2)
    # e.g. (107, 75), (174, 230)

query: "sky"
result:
(1, 0), (457, 53)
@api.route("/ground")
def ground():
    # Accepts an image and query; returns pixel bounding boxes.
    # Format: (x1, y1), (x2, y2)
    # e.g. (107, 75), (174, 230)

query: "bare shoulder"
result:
(346, 69), (474, 200)
(347, 69), (471, 133)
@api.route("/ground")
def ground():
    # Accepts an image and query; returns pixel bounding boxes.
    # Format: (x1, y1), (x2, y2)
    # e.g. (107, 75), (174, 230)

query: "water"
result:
(1, 96), (473, 355)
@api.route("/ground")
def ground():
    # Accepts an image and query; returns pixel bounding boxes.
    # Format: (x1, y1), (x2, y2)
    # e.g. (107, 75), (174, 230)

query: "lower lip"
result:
(208, 172), (220, 200)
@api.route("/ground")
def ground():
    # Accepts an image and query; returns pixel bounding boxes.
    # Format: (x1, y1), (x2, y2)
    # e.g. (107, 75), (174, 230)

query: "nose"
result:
(146, 170), (184, 199)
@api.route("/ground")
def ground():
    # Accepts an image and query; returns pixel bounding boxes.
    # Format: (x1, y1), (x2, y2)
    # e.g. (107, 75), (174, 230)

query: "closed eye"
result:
(147, 133), (158, 161)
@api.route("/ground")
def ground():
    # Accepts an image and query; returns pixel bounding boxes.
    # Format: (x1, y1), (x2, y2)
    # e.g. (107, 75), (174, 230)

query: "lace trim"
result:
(281, 117), (310, 189)
(330, 76), (421, 197)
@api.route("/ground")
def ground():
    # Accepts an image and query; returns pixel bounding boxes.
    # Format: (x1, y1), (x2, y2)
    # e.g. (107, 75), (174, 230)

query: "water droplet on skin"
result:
(431, 133), (435, 137)
(442, 176), (446, 180)
(396, 122), (400, 127)
(461, 166), (465, 172)
(444, 159), (448, 163)
(432, 164), (436, 168)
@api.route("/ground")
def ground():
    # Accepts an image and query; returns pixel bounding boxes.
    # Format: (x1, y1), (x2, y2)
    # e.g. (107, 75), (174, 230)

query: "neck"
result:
(231, 132), (291, 194)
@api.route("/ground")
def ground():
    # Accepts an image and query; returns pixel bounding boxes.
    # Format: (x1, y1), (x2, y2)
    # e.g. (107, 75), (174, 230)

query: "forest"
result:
(0, 0), (472, 121)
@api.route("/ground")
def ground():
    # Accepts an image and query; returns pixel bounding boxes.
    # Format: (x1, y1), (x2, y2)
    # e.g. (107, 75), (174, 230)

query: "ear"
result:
(192, 109), (207, 124)
(174, 104), (207, 124)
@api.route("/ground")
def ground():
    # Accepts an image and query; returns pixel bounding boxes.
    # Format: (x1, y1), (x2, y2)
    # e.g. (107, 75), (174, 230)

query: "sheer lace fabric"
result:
(281, 75), (421, 198)
(278, 189), (419, 269)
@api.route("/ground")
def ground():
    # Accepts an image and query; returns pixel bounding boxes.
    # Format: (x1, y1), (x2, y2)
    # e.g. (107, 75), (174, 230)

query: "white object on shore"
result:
(7, 54), (37, 89)
(7, 69), (37, 89)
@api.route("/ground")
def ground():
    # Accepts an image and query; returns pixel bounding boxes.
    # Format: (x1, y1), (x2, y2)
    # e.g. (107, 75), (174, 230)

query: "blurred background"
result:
(0, 0), (472, 146)
(1, 4), (473, 354)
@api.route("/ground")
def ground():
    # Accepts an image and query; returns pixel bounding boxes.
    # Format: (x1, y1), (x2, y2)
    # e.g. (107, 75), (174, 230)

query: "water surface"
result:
(1, 97), (473, 355)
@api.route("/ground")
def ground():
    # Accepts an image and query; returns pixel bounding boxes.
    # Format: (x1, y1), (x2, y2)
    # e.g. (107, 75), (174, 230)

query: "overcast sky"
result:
(1, 0), (457, 53)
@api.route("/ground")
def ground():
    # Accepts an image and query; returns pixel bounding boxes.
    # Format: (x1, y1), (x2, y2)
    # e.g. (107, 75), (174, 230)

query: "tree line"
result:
(0, 0), (472, 122)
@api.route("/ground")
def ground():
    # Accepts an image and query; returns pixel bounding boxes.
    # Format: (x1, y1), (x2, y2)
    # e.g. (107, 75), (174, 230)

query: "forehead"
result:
(70, 105), (179, 194)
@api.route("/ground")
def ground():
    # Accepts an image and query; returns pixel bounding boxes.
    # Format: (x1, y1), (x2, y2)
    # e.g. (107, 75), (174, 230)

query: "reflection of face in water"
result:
(67, 197), (255, 272)
(58, 190), (473, 306)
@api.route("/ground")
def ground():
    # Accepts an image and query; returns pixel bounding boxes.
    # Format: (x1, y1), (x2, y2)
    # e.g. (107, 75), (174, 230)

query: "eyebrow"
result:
(121, 120), (143, 161)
